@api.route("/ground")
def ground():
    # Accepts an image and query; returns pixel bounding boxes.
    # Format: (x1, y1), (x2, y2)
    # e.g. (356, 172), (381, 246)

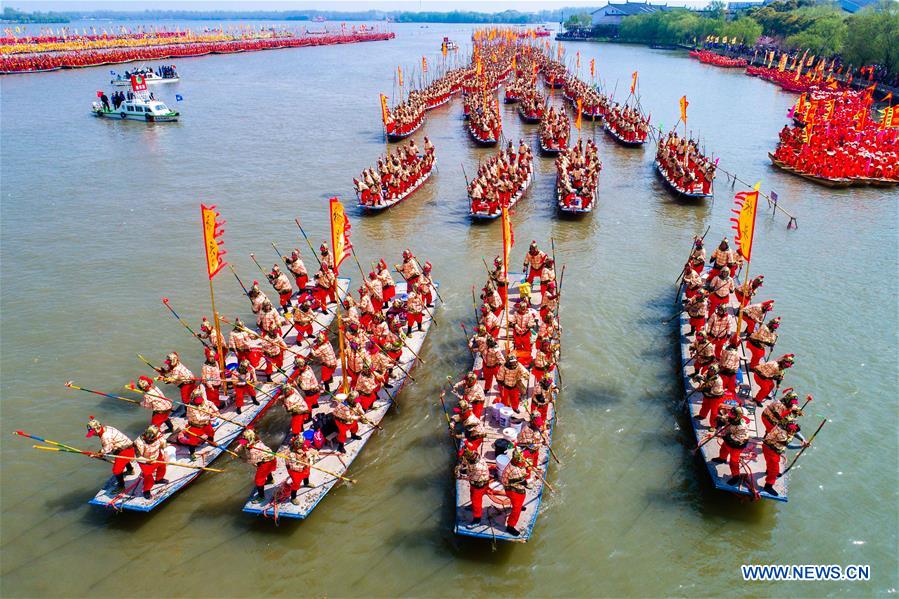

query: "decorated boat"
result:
(89, 279), (350, 511)
(91, 91), (179, 122)
(243, 280), (439, 520)
(538, 106), (569, 155)
(110, 67), (179, 86)
(469, 146), (534, 220)
(556, 141), (600, 214)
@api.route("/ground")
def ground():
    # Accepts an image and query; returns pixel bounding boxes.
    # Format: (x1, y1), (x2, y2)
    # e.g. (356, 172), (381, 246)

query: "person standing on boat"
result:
(480, 305), (501, 340)
(268, 265), (294, 312)
(86, 417), (135, 490)
(487, 257), (508, 305)
(285, 436), (317, 504)
(155, 351), (196, 407)
(261, 329), (287, 379)
(741, 300), (774, 336)
(707, 267), (735, 315)
(751, 354), (795, 405)
(229, 317), (250, 365)
(712, 405), (749, 487)
(762, 421), (807, 496)
(257, 300), (284, 337)
(332, 393), (363, 454)
(747, 317), (780, 368)
(707, 304), (735, 359)
(135, 375), (174, 433)
(539, 281), (559, 322)
(501, 449), (530, 537)
(517, 413), (545, 468)
(496, 355), (529, 412)
(452, 372), (487, 419)
(523, 241), (547, 286)
(395, 250), (422, 286)
(134, 425), (168, 500)
(248, 281), (269, 314)
(241, 429), (276, 503)
(762, 390), (806, 432)
(693, 364), (726, 426)
(405, 283), (425, 335)
(285, 250), (308, 291)
(310, 332), (337, 392)
(377, 259), (396, 303)
(708, 239), (731, 279)
(683, 265), (703, 300)
(295, 355), (321, 411)
(354, 364), (380, 411)
(481, 335), (504, 392)
(200, 347), (222, 408)
(531, 375), (556, 422)
(176, 386), (219, 461)
(689, 331), (716, 375)
(281, 382), (311, 436)
(291, 300), (315, 340)
(457, 448), (490, 525)
(510, 300), (536, 355)
(233, 360), (259, 414)
(735, 275), (765, 308)
(199, 316), (225, 350)
(419, 262), (435, 308)
(718, 336), (741, 393)
(689, 237), (706, 274)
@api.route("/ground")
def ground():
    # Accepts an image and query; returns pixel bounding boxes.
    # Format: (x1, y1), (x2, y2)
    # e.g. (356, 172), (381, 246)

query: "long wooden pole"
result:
(208, 277), (228, 395)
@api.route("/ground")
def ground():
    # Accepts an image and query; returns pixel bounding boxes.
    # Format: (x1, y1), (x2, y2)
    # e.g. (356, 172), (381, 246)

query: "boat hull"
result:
(358, 159), (436, 212)
(655, 161), (713, 199)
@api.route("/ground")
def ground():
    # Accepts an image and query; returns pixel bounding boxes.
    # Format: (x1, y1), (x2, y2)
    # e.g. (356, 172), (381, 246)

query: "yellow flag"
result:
(379, 93), (389, 126)
(679, 95), (688, 124)
(422, 56), (427, 72)
(630, 71), (638, 95)
(590, 58), (595, 78)
(576, 99), (583, 130)
(200, 204), (227, 279)
(501, 207), (514, 276)
(730, 184), (760, 262)
(398, 66), (403, 87)
(329, 197), (352, 275)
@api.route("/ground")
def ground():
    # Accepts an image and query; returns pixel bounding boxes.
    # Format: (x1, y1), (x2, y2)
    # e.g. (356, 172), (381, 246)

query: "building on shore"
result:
(590, 1), (668, 28)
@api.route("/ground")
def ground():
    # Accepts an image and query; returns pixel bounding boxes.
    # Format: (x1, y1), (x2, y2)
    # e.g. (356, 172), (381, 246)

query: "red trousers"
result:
(720, 372), (737, 393)
(111, 447), (136, 475)
(422, 290), (433, 306)
(321, 365), (336, 384)
(294, 274), (308, 291)
(470, 484), (488, 519)
(264, 353), (284, 376)
(294, 323), (313, 339)
(357, 390), (378, 411)
(151, 410), (171, 427)
(178, 383), (196, 404)
(531, 367), (546, 384)
(708, 294), (729, 314)
(698, 394), (724, 426)
(408, 312), (423, 328)
(288, 467), (311, 490)
(335, 419), (359, 442)
(465, 437), (484, 452)
(499, 385), (521, 411)
(383, 285), (395, 301)
(248, 348), (263, 369)
(498, 285), (507, 306)
(236, 349), (250, 365)
(531, 401), (549, 421)
(303, 391), (320, 411)
(689, 317), (706, 332)
(471, 402), (484, 419)
(762, 445), (782, 485)
(279, 291), (292, 308)
(506, 489), (526, 528)
(205, 384), (221, 407)
(523, 447), (539, 468)
(748, 341), (766, 369)
(483, 364), (499, 391)
(289, 412), (309, 435)
(717, 442), (744, 477)
(234, 385), (256, 408)
(138, 461), (165, 492)
(526, 268), (540, 284)
(712, 337), (728, 359)
(179, 423), (214, 446)
(742, 314), (757, 335)
(254, 460), (277, 486)
(762, 413), (777, 433)
(513, 331), (531, 351)
(312, 286), (328, 306)
(754, 375), (776, 403)
(685, 286), (699, 300)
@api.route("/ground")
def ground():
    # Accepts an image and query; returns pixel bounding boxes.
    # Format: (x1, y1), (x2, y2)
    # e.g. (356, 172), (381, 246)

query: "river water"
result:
(1, 21), (896, 598)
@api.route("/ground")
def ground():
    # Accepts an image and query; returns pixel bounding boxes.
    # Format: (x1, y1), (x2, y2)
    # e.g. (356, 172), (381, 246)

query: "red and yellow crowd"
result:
(354, 138), (436, 207)
(469, 141), (534, 216)
(556, 140), (601, 210)
(605, 103), (650, 144)
(656, 131), (717, 195)
(539, 105), (569, 151)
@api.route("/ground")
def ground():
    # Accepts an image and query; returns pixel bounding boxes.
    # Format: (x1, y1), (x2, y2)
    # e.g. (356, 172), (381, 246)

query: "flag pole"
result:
(208, 277), (228, 395)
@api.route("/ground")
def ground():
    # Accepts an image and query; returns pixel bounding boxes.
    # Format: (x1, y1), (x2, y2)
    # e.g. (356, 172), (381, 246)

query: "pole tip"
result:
(14, 430), (25, 436)
(162, 297), (169, 304)
(64, 380), (73, 388)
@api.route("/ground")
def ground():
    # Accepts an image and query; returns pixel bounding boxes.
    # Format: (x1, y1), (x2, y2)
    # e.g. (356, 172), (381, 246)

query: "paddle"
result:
(779, 417), (826, 478)
(161, 297), (211, 349)
(411, 255), (444, 304)
(29, 444), (225, 472)
(294, 218), (323, 269)
(229, 264), (252, 298)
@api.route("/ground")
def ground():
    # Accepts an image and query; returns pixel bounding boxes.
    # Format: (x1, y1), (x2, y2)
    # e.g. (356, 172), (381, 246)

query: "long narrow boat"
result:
(767, 152), (853, 188)
(470, 169), (533, 220)
(468, 121), (499, 146)
(89, 279), (350, 512)
(604, 117), (648, 147)
(358, 156), (436, 212)
(244, 281), (439, 519)
(453, 275), (558, 542)
(386, 115), (424, 142)
(518, 103), (543, 124)
(677, 267), (787, 501)
(654, 161), (714, 199)
(556, 183), (596, 214)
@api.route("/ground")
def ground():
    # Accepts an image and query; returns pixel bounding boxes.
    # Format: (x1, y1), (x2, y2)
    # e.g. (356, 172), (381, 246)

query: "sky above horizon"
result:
(7, 0), (711, 13)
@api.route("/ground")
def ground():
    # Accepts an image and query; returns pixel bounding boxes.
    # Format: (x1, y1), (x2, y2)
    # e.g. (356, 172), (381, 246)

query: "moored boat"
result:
(538, 105), (569, 155)
(356, 141), (437, 212)
(556, 140), (600, 214)
(469, 143), (534, 219)
(91, 90), (179, 122)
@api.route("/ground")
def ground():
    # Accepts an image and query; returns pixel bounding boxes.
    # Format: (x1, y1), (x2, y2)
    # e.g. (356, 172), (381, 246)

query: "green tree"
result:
(784, 12), (846, 54)
(563, 12), (593, 32)
(722, 16), (764, 45)
(843, 0), (899, 72)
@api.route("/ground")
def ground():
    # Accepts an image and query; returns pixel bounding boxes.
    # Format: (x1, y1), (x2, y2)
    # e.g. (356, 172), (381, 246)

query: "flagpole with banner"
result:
(200, 204), (228, 392)
(730, 182), (761, 338)
(329, 196), (353, 392)
(501, 206), (514, 354)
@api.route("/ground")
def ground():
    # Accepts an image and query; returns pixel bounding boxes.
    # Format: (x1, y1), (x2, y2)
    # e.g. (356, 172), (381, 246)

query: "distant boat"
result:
(92, 92), (179, 122)
(312, 16), (326, 23)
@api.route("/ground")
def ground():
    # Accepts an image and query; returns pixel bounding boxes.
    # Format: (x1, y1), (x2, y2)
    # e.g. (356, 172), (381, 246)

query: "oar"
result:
(674, 225), (711, 302)
(295, 218), (323, 268)
(692, 425), (725, 453)
(459, 323), (475, 357)
(137, 353), (162, 373)
(217, 314), (319, 359)
(180, 427), (241, 458)
(30, 445), (225, 472)
(64, 381), (141, 405)
(779, 417), (826, 478)
(271, 241), (292, 271)
(437, 390), (455, 440)
(229, 264), (252, 298)
(249, 253), (282, 301)
(471, 285), (480, 323)
(412, 255), (444, 303)
(115, 383), (248, 429)
(250, 443), (357, 484)
(14, 430), (85, 454)
(161, 297), (211, 348)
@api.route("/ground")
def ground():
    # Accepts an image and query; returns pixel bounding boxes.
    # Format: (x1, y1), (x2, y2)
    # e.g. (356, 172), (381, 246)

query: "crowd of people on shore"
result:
(656, 131), (717, 195)
(469, 141), (534, 216)
(539, 105), (569, 151)
(772, 85), (898, 183)
(556, 140), (600, 210)
(0, 30), (394, 73)
(354, 138), (436, 207)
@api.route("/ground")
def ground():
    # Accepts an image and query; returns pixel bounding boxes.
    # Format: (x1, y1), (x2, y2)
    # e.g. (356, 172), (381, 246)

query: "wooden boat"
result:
(425, 93), (452, 110)
(358, 157), (436, 212)
(604, 120), (647, 147)
(677, 268), (787, 502)
(538, 134), (566, 156)
(503, 89), (521, 103)
(453, 275), (558, 542)
(244, 281), (439, 519)
(517, 104), (543, 124)
(386, 114), (424, 142)
(89, 279), (351, 512)
(468, 121), (499, 146)
(556, 175), (596, 214)
(768, 152), (854, 188)
(469, 169), (533, 220)
(654, 161), (713, 199)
